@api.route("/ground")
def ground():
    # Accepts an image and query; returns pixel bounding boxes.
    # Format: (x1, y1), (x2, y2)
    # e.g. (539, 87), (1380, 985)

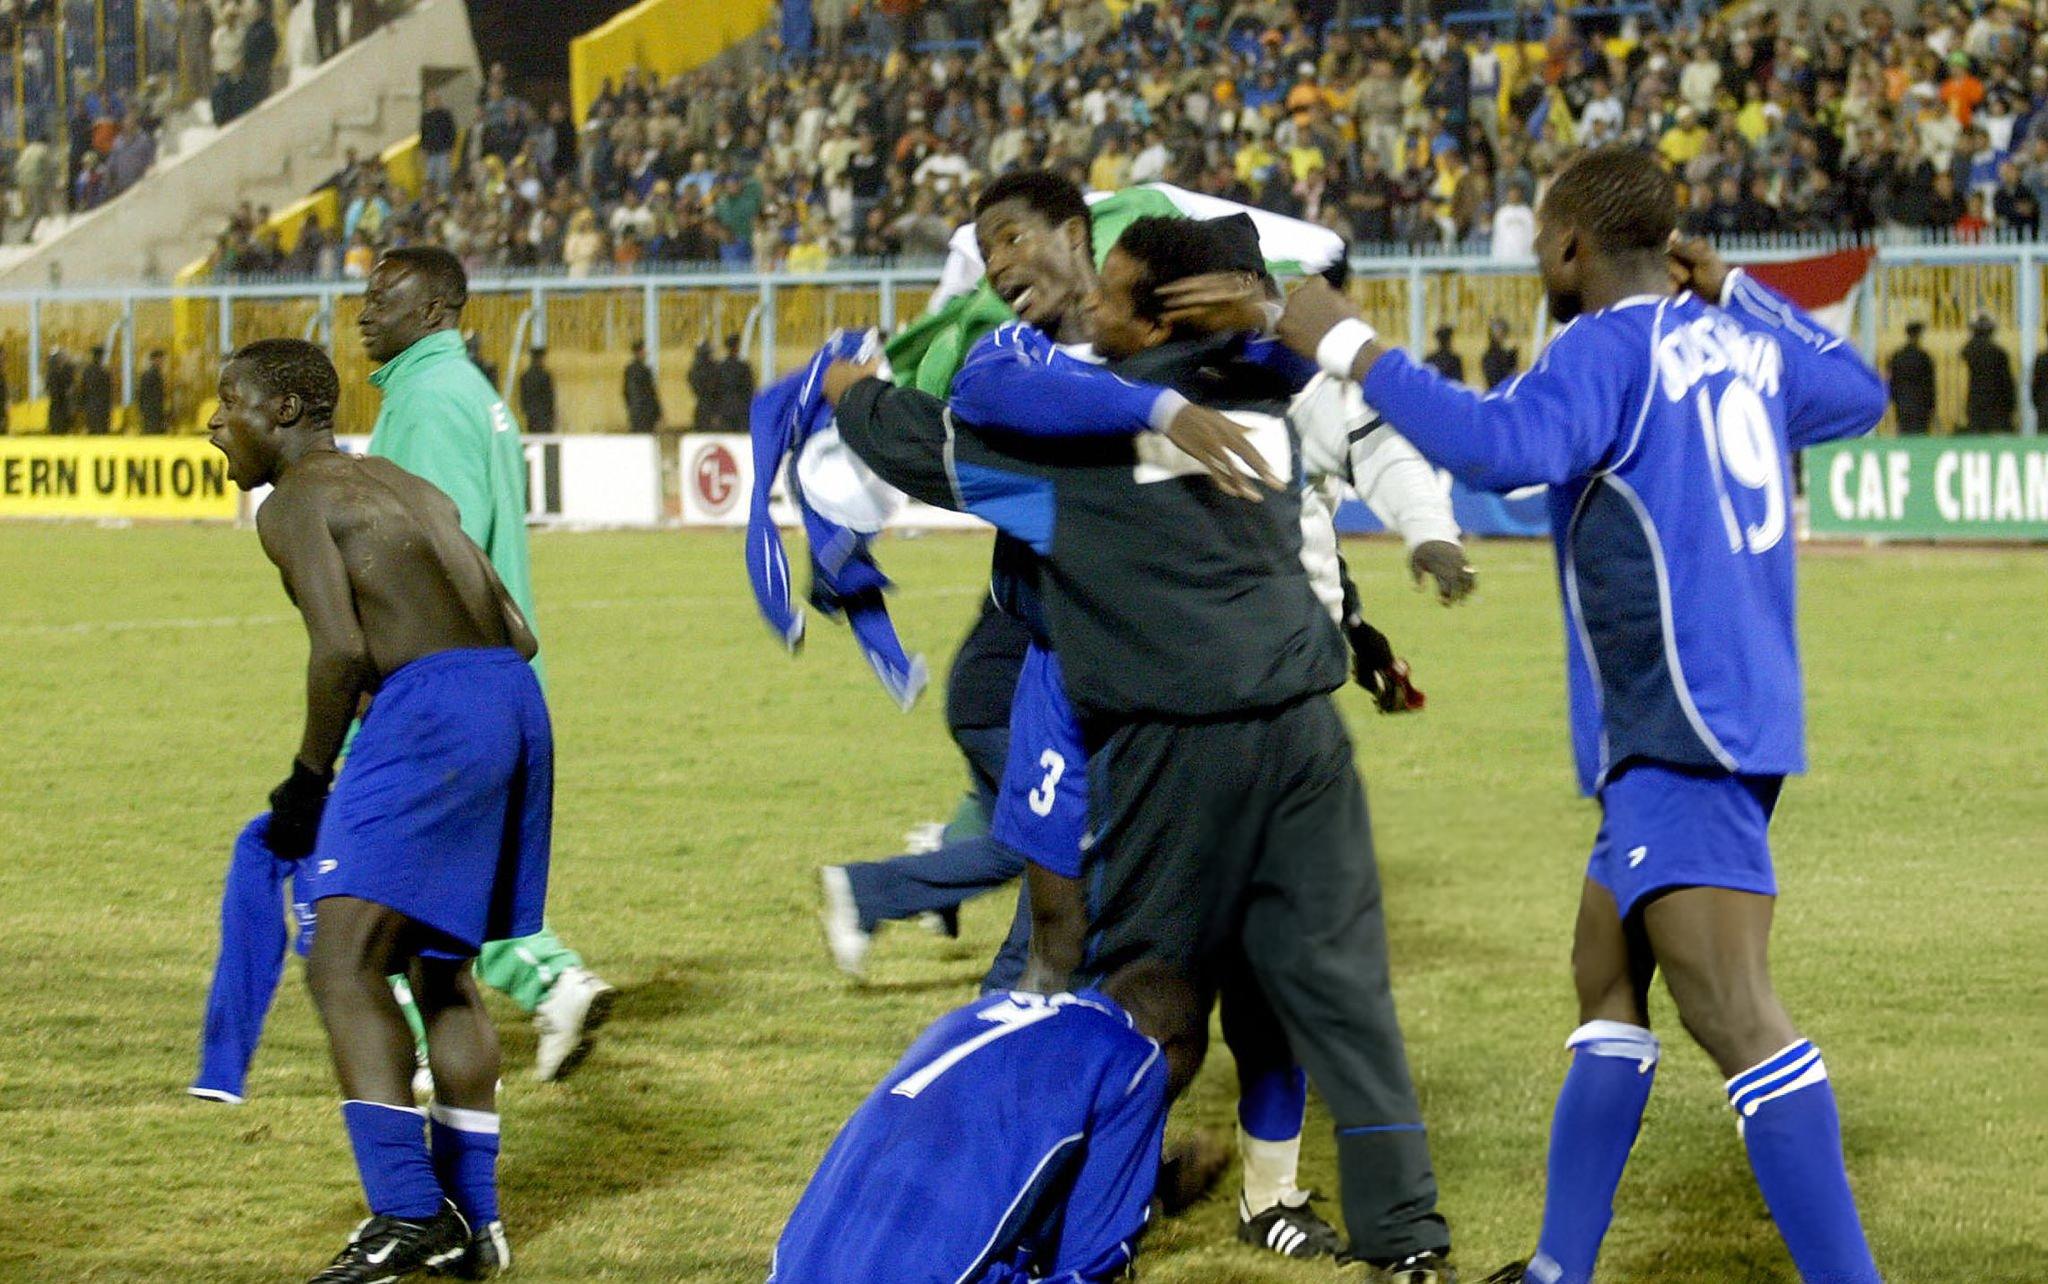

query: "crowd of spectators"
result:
(5, 68), (174, 234)
(0, 0), (397, 240)
(207, 0), (2048, 282)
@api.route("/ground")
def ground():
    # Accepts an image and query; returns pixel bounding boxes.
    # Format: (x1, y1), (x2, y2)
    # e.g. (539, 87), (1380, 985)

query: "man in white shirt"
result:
(914, 147), (976, 195)
(1129, 127), (1172, 185)
(1491, 179), (1535, 259)
(607, 189), (656, 241)
(1680, 45), (1721, 117)
(1579, 77), (1624, 146)
(988, 106), (1032, 177)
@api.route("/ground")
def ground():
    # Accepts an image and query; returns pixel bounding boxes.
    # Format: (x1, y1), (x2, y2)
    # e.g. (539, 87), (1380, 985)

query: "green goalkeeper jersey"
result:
(366, 328), (537, 649)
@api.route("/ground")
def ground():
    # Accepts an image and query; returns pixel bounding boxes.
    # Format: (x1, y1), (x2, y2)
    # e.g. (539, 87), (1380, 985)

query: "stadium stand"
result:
(3, 0), (2044, 439)
(198, 0), (2048, 279)
(0, 1), (415, 247)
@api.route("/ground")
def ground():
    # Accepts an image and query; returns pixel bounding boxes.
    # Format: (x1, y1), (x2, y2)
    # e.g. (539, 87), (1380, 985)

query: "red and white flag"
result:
(1743, 246), (1876, 337)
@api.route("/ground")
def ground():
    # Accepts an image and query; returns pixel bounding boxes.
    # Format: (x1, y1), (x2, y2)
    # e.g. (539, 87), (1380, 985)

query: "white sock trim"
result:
(428, 1103), (502, 1134)
(343, 1099), (427, 1119)
(1736, 1058), (1829, 1118)
(186, 1087), (244, 1105)
(1727, 1042), (1829, 1118)
(1237, 1125), (1307, 1217)
(1565, 1019), (1660, 1071)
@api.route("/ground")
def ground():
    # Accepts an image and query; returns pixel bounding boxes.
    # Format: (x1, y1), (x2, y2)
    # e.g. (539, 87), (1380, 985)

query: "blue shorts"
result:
(989, 645), (1091, 879)
(298, 647), (553, 956)
(1588, 763), (1784, 919)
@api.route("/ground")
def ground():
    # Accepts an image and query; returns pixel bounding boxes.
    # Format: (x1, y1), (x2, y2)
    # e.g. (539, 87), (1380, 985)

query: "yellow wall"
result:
(569, 0), (773, 125)
(380, 133), (424, 199)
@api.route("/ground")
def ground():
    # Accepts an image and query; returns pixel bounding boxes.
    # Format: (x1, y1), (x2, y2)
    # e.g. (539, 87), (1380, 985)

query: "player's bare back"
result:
(258, 452), (536, 682)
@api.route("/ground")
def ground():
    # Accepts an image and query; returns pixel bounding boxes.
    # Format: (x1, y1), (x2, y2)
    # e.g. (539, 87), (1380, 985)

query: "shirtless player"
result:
(211, 338), (549, 1282)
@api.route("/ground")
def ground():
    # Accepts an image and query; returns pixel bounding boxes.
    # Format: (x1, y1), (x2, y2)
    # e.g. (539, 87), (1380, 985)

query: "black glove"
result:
(267, 759), (332, 861)
(1346, 616), (1425, 714)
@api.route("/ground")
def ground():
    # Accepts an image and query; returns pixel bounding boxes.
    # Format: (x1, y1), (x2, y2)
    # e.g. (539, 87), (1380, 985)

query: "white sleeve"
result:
(1288, 373), (1354, 484)
(1352, 421), (1461, 551)
(924, 223), (986, 314)
(1296, 474), (1347, 625)
(1289, 373), (1460, 551)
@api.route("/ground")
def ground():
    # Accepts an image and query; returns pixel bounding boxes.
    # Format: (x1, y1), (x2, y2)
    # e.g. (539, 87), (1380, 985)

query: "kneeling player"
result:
(768, 961), (1201, 1283)
(210, 339), (550, 1282)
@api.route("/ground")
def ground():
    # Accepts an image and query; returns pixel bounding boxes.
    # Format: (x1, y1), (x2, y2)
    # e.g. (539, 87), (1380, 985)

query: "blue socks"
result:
(1237, 1065), (1308, 1143)
(1528, 1021), (1660, 1284)
(1729, 1041), (1881, 1284)
(1528, 1031), (1880, 1284)
(339, 1097), (501, 1231)
(1236, 1065), (1309, 1216)
(341, 1100), (444, 1220)
(430, 1104), (502, 1229)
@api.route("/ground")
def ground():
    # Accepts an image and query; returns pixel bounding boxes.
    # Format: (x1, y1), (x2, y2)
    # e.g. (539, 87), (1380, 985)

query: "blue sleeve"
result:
(951, 323), (1174, 437)
(1359, 319), (1629, 491)
(1041, 1042), (1168, 1283)
(1242, 336), (1318, 392)
(1721, 271), (1886, 448)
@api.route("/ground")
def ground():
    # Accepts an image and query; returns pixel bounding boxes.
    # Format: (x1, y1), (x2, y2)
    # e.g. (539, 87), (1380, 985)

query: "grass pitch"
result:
(0, 525), (2042, 1283)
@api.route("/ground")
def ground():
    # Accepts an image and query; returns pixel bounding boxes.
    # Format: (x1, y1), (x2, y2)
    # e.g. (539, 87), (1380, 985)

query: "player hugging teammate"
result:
(771, 150), (1886, 1284)
(206, 145), (1887, 1284)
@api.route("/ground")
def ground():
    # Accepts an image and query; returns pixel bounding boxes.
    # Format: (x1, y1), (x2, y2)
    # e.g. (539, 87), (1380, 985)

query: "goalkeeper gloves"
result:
(1346, 616), (1426, 714)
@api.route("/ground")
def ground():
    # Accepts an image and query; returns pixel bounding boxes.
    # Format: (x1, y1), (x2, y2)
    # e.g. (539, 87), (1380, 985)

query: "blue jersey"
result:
(768, 990), (1168, 1284)
(1361, 275), (1885, 793)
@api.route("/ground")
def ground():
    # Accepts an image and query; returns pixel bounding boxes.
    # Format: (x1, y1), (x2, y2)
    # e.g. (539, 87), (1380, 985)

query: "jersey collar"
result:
(1604, 292), (1675, 312)
(368, 329), (466, 389)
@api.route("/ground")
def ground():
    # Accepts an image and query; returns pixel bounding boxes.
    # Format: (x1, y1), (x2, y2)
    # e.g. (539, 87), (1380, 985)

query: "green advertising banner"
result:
(1806, 437), (2048, 540)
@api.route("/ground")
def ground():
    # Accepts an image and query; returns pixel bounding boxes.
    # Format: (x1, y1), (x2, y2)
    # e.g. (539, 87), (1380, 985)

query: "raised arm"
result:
(831, 342), (1277, 503)
(1290, 373), (1474, 601)
(949, 324), (1279, 500)
(1278, 279), (1625, 492)
(951, 323), (1181, 437)
(1716, 266), (1886, 448)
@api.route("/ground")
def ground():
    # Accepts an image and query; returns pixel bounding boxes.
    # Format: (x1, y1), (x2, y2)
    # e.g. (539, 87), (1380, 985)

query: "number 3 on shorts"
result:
(1028, 749), (1066, 817)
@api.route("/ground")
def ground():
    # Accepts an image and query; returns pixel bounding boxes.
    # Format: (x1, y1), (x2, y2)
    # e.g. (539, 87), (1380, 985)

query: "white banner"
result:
(521, 435), (663, 527)
(243, 434), (663, 528)
(678, 433), (985, 531)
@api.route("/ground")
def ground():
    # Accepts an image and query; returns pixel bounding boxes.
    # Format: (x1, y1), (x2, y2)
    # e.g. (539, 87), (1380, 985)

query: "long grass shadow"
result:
(598, 963), (728, 1025)
(498, 1053), (740, 1240)
(847, 972), (988, 997)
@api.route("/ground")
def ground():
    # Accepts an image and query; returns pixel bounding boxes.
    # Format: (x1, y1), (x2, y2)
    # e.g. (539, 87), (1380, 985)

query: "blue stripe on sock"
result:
(1735, 1052), (1881, 1283)
(1728, 1041), (1823, 1115)
(1336, 1122), (1427, 1136)
(1727, 1039), (1814, 1097)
